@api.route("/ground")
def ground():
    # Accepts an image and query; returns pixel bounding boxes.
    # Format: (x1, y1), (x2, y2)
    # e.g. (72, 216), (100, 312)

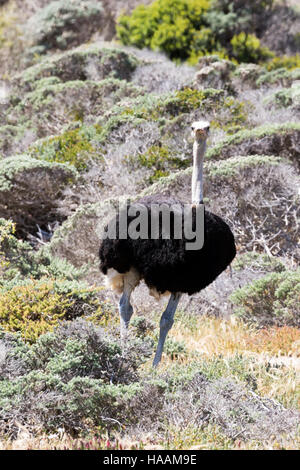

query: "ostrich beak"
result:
(196, 128), (209, 138)
(191, 121), (210, 141)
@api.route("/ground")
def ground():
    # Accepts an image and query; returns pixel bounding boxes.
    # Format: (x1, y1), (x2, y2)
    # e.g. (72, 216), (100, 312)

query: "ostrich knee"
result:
(119, 293), (133, 336)
(118, 268), (140, 338)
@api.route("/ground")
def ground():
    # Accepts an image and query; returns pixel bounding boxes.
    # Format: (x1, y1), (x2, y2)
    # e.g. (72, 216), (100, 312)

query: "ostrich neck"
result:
(192, 140), (206, 204)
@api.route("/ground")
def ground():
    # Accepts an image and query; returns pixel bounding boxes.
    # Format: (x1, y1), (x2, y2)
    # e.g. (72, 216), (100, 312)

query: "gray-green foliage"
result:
(232, 252), (287, 274)
(256, 67), (300, 87)
(230, 269), (300, 327)
(0, 325), (298, 441)
(206, 122), (300, 166)
(15, 45), (140, 91)
(2, 46), (141, 156)
(0, 320), (151, 435)
(265, 84), (300, 109)
(0, 217), (85, 286)
(0, 155), (77, 235)
(15, 78), (143, 119)
(116, 0), (274, 63)
(27, 0), (103, 51)
(0, 154), (76, 192)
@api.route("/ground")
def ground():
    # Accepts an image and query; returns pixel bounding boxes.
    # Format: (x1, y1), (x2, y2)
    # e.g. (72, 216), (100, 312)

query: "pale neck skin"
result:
(192, 139), (206, 204)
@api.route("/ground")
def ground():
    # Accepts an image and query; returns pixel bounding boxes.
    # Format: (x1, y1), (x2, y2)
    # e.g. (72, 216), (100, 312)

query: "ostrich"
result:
(99, 121), (236, 366)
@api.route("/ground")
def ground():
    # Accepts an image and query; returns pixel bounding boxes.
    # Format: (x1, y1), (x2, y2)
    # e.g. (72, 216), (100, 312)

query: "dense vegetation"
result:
(117, 0), (291, 63)
(0, 0), (299, 450)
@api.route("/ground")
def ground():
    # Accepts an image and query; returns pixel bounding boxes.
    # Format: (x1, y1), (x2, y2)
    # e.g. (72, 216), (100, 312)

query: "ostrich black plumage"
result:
(99, 121), (236, 366)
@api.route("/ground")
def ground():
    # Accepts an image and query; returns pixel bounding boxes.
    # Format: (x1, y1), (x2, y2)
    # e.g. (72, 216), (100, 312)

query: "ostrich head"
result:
(191, 121), (210, 142)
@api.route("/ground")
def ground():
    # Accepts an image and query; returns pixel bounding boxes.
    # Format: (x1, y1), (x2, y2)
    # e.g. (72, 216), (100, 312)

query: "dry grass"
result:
(151, 314), (300, 410)
(171, 315), (300, 358)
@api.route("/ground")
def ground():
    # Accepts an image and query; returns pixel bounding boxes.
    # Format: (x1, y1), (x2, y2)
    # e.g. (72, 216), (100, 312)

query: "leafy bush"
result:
(0, 279), (107, 342)
(125, 144), (188, 183)
(206, 0), (274, 42)
(232, 252), (286, 274)
(30, 126), (102, 171)
(0, 320), (152, 435)
(267, 84), (300, 110)
(0, 321), (298, 442)
(0, 219), (14, 272)
(117, 0), (210, 60)
(230, 270), (300, 327)
(264, 54), (300, 71)
(117, 0), (275, 63)
(16, 46), (140, 92)
(0, 217), (87, 286)
(27, 0), (103, 51)
(231, 32), (273, 63)
(101, 87), (242, 137)
(0, 155), (77, 236)
(206, 122), (300, 162)
(256, 67), (300, 87)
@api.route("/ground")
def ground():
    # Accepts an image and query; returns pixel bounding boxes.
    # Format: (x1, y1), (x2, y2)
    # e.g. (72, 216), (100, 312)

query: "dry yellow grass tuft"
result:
(171, 314), (300, 358)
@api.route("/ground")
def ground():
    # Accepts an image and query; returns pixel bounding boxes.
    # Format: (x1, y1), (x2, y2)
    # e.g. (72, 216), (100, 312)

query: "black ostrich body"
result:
(99, 194), (236, 296)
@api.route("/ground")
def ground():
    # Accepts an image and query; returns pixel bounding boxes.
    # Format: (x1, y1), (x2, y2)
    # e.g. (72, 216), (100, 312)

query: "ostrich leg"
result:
(119, 293), (133, 342)
(153, 292), (182, 367)
(119, 271), (137, 341)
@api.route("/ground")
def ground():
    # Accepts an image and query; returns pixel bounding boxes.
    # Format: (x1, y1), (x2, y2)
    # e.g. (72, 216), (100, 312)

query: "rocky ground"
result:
(0, 0), (299, 450)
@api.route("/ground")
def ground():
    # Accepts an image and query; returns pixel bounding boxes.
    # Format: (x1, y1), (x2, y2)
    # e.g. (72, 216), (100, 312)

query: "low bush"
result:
(0, 320), (153, 436)
(100, 88), (247, 143)
(0, 217), (87, 286)
(30, 126), (103, 171)
(230, 269), (300, 327)
(256, 67), (300, 87)
(266, 84), (300, 110)
(117, 0), (276, 63)
(0, 155), (77, 237)
(125, 144), (188, 183)
(117, 0), (210, 61)
(27, 0), (103, 51)
(232, 252), (286, 273)
(230, 32), (273, 63)
(264, 54), (300, 71)
(0, 279), (110, 343)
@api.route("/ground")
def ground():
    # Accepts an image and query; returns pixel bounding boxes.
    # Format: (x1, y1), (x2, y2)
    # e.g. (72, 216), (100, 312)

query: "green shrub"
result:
(0, 218), (87, 287)
(0, 320), (153, 435)
(105, 88), (224, 128)
(232, 252), (286, 273)
(0, 218), (15, 272)
(125, 144), (188, 183)
(264, 54), (300, 71)
(117, 0), (275, 63)
(206, 122), (300, 160)
(0, 155), (77, 237)
(267, 85), (300, 109)
(30, 125), (102, 171)
(117, 0), (210, 60)
(0, 279), (107, 342)
(28, 0), (103, 51)
(206, 0), (274, 38)
(230, 32), (273, 63)
(211, 96), (249, 134)
(230, 270), (300, 327)
(189, 27), (219, 58)
(256, 67), (300, 86)
(103, 87), (248, 141)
